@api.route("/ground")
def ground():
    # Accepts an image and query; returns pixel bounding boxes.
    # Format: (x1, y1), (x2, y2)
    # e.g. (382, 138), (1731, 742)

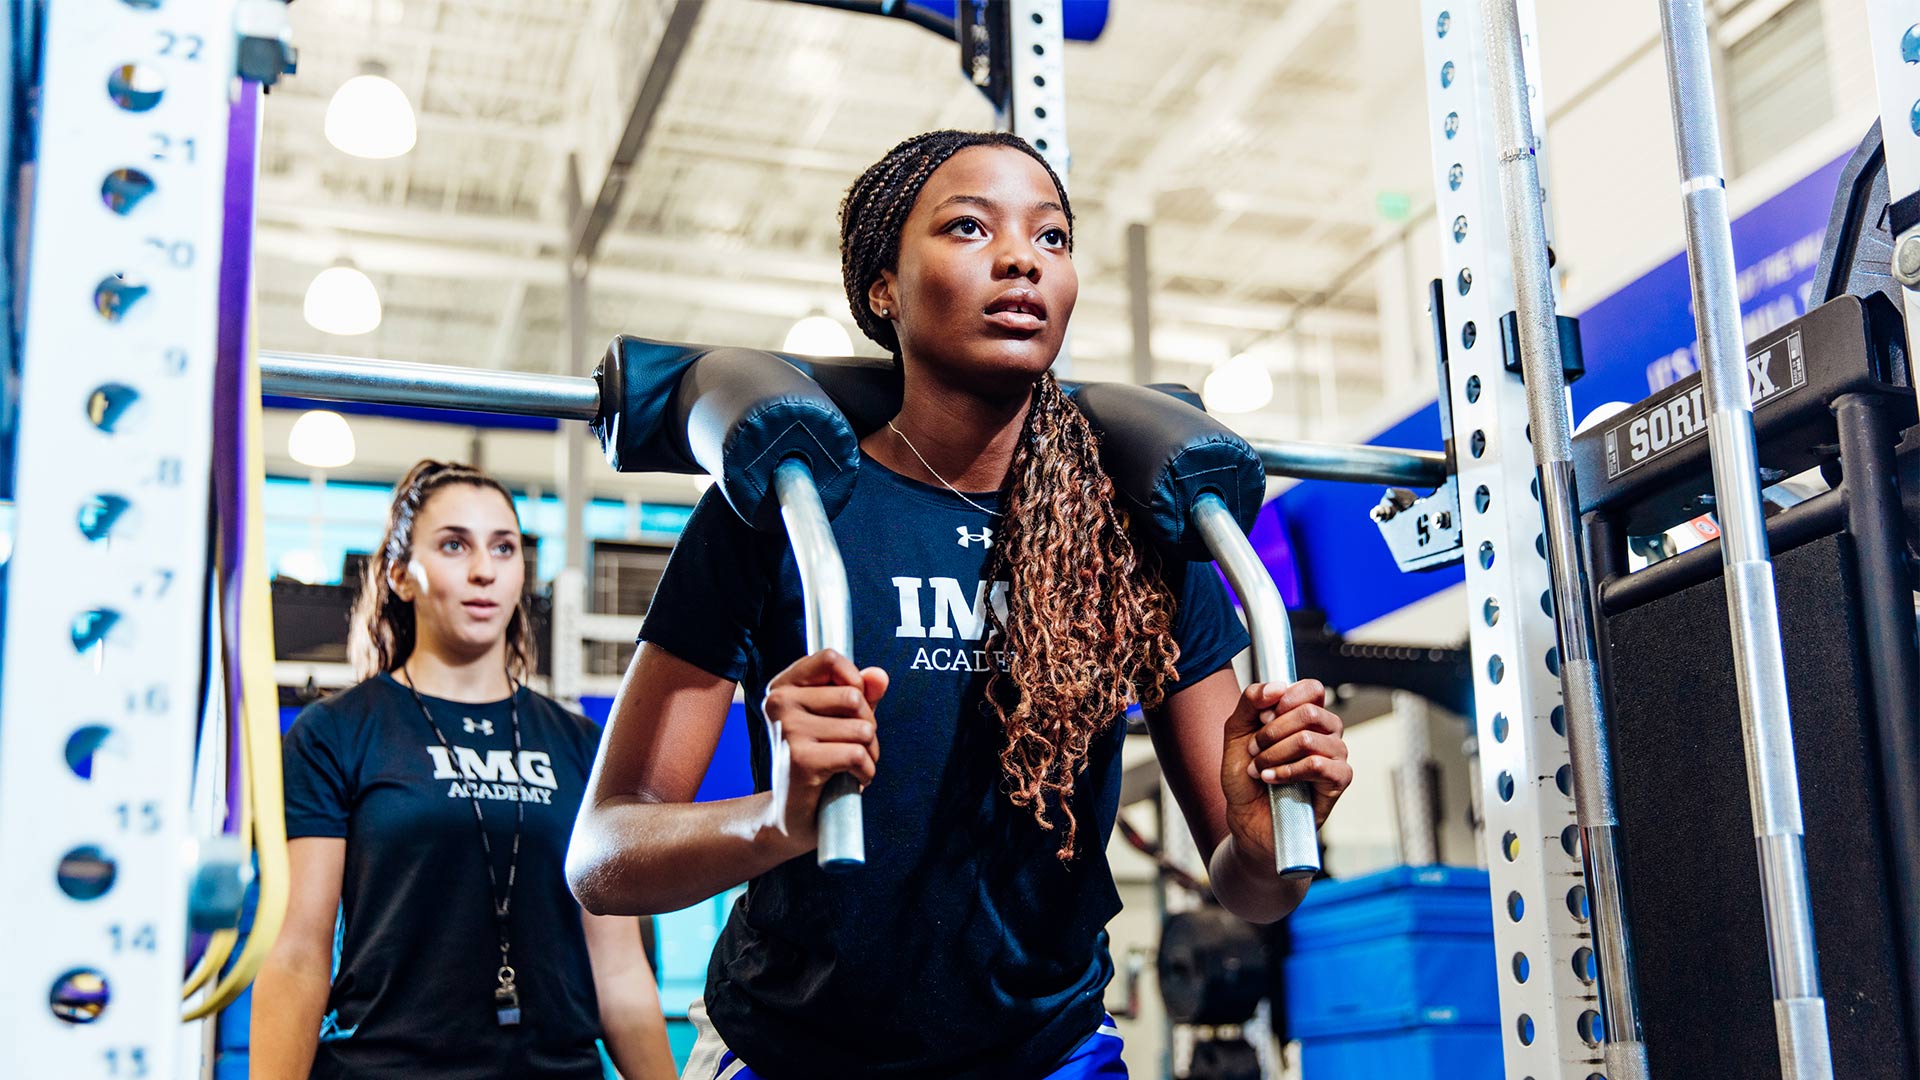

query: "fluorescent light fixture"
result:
(288, 409), (356, 469)
(324, 64), (417, 159)
(1201, 351), (1273, 414)
(303, 262), (382, 336)
(782, 314), (853, 357)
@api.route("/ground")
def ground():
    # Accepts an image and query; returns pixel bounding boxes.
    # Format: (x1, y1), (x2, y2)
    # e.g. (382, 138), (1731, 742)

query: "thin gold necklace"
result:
(886, 420), (1001, 517)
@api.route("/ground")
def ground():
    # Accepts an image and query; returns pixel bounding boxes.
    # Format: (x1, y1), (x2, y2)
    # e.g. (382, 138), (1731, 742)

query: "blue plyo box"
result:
(1283, 865), (1503, 1079)
(1298, 1025), (1503, 1080)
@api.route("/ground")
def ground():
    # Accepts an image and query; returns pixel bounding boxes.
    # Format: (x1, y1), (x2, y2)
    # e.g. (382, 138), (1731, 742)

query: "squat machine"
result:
(3, 2), (1919, 1080)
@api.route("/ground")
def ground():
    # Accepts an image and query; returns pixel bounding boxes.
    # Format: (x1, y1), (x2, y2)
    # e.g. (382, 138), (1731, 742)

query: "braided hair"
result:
(840, 130), (1181, 859)
(349, 459), (538, 684)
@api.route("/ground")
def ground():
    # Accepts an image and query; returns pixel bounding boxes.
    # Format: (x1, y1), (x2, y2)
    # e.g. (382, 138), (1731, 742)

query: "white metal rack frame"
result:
(1420, 3), (1606, 1077)
(0, 1), (237, 1078)
(1864, 1), (1920, 422)
(1007, 0), (1069, 181)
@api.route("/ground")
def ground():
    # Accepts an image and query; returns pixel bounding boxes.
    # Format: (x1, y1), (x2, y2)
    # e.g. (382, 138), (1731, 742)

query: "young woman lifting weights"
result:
(567, 131), (1353, 1079)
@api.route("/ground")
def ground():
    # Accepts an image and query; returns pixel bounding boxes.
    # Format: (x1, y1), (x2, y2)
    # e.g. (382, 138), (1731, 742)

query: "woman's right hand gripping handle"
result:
(567, 644), (889, 917)
(762, 649), (888, 846)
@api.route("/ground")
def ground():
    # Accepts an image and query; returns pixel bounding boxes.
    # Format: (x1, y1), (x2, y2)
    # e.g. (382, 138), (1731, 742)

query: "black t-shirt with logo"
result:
(282, 674), (607, 1079)
(640, 460), (1249, 1079)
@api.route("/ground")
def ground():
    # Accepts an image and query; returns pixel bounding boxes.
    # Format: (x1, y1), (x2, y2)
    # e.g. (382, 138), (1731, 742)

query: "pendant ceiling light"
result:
(324, 61), (417, 159)
(303, 261), (382, 336)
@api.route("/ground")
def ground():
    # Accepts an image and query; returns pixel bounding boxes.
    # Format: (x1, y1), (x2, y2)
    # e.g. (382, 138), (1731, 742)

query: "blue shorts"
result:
(681, 999), (1127, 1079)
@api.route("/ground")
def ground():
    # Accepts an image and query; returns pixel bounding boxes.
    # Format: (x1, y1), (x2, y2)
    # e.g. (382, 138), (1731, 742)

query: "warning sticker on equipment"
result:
(1602, 330), (1806, 481)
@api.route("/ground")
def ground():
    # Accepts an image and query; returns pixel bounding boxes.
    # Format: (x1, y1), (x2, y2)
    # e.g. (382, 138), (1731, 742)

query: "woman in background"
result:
(254, 460), (677, 1080)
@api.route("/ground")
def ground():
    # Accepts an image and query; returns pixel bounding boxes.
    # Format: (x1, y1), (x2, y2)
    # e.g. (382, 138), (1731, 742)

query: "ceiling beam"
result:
(253, 219), (1379, 340)
(263, 93), (571, 151)
(1105, 0), (1350, 220)
(570, 0), (705, 263)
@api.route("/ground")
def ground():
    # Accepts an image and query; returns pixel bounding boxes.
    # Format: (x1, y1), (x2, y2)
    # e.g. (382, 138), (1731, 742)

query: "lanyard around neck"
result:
(401, 669), (524, 959)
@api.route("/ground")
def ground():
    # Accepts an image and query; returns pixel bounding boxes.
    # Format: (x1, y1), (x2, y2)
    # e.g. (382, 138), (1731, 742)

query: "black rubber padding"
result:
(1603, 534), (1913, 1080)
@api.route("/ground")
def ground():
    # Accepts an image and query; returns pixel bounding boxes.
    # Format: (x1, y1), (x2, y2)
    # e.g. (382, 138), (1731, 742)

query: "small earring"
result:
(881, 307), (891, 318)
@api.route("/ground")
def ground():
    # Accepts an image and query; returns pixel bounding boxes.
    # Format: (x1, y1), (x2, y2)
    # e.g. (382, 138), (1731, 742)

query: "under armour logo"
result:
(956, 525), (993, 549)
(462, 717), (494, 736)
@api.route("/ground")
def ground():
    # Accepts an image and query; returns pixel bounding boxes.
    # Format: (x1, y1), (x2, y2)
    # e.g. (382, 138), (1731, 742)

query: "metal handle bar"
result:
(1191, 493), (1320, 878)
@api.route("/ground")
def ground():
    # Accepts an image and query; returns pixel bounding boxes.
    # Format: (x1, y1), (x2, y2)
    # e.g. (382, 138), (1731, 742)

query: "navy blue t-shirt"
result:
(640, 459), (1250, 1079)
(282, 675), (607, 1079)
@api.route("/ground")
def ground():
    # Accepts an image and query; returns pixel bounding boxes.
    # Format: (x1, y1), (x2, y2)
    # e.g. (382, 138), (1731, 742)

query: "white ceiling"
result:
(257, 0), (1414, 448)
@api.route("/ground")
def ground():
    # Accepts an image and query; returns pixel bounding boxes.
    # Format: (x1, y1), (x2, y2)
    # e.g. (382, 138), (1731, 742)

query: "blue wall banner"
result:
(1277, 152), (1850, 634)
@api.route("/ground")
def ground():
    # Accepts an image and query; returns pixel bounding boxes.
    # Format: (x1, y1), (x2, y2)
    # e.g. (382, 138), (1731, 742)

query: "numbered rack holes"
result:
(94, 273), (150, 322)
(1478, 540), (1495, 570)
(78, 494), (135, 543)
(1511, 952), (1529, 983)
(1904, 24), (1920, 64)
(1033, 106), (1048, 121)
(56, 845), (117, 900)
(1546, 646), (1561, 677)
(1465, 373), (1480, 402)
(1448, 163), (1463, 191)
(1469, 430), (1486, 458)
(1031, 42), (1045, 55)
(71, 608), (122, 657)
(1530, 476), (1540, 501)
(1491, 711), (1508, 742)
(1568, 883), (1590, 921)
(1461, 321), (1477, 349)
(1556, 763), (1572, 796)
(1561, 823), (1581, 859)
(1496, 770), (1515, 802)
(1436, 9), (1450, 37)
(1551, 705), (1565, 736)
(1574, 945), (1597, 983)
(1440, 61), (1455, 89)
(1501, 831), (1518, 862)
(86, 383), (141, 434)
(1457, 268), (1472, 295)
(1030, 9), (1044, 22)
(1516, 1014), (1535, 1046)
(107, 63), (166, 112)
(1506, 890), (1524, 922)
(1487, 653), (1505, 684)
(1541, 589), (1554, 617)
(1032, 74), (1045, 87)
(1483, 597), (1500, 627)
(1535, 532), (1546, 558)
(1579, 1009), (1605, 1047)
(1474, 485), (1490, 513)
(101, 168), (156, 216)
(49, 967), (110, 1024)
(1444, 111), (1459, 139)
(1452, 215), (1468, 243)
(65, 725), (116, 780)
